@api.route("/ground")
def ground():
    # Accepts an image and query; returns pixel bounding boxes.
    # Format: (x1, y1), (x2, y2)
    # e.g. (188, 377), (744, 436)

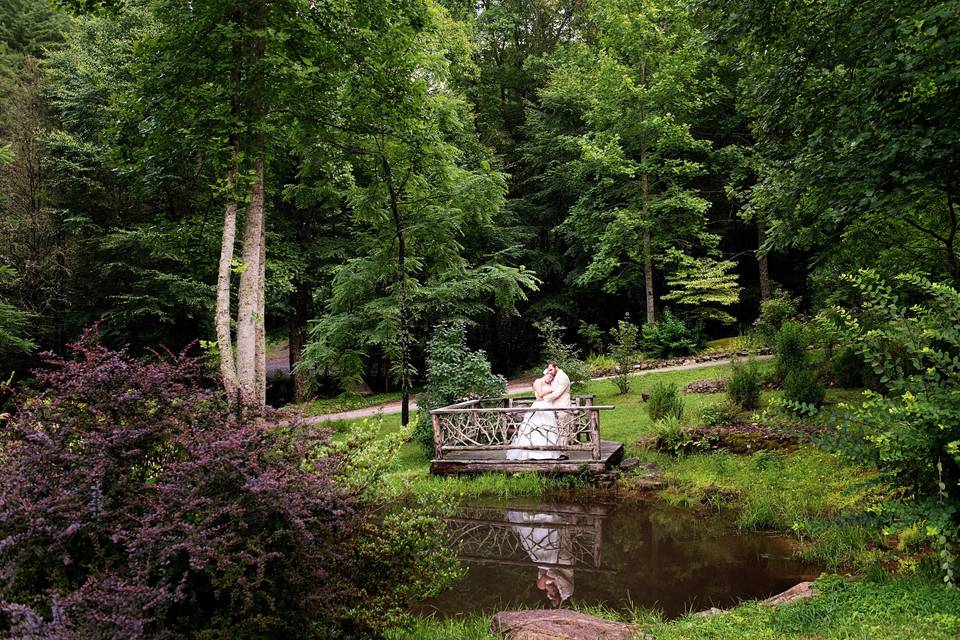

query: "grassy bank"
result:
(330, 360), (956, 639)
(385, 575), (960, 640)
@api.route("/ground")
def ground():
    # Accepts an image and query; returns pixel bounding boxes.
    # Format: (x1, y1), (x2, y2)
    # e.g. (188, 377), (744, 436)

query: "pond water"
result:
(419, 497), (821, 619)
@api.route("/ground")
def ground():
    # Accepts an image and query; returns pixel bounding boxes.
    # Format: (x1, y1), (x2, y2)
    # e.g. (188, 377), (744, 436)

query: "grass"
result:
(706, 336), (749, 352)
(385, 575), (960, 639)
(295, 391), (403, 416)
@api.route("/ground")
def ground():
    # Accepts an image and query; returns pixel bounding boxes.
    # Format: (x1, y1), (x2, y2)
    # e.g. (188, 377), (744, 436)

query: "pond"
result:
(419, 497), (820, 619)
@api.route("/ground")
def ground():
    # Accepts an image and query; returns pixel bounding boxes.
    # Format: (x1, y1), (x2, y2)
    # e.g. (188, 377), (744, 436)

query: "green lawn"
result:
(296, 391), (404, 416)
(386, 575), (960, 640)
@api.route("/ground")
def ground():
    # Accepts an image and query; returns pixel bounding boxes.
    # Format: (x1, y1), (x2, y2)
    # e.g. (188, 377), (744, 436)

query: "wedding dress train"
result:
(506, 400), (563, 460)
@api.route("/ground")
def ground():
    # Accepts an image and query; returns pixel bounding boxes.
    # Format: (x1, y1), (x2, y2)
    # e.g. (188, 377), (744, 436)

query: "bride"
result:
(506, 369), (566, 460)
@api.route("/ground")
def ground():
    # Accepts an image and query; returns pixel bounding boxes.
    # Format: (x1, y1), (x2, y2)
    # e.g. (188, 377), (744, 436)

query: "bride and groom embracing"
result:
(506, 362), (573, 461)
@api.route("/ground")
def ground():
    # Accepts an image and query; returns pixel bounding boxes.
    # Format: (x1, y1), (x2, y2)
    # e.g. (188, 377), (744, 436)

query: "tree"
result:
(703, 0), (960, 291)
(132, 0), (349, 414)
(305, 0), (536, 426)
(609, 314), (639, 394)
(662, 252), (740, 324)
(537, 0), (715, 324)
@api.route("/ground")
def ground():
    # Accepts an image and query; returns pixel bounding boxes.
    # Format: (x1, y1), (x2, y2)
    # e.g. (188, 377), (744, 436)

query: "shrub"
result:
(820, 271), (960, 584)
(783, 367), (826, 410)
(0, 330), (456, 638)
(585, 353), (617, 376)
(609, 314), (640, 394)
(533, 317), (590, 387)
(654, 416), (711, 456)
(774, 320), (808, 380)
(413, 321), (506, 456)
(648, 381), (684, 422)
(699, 400), (741, 427)
(578, 320), (605, 355)
(727, 359), (762, 409)
(753, 290), (798, 346)
(640, 309), (704, 358)
(831, 345), (865, 388)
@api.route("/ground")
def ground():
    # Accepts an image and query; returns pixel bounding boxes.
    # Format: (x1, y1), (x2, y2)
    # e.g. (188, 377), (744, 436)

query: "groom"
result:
(542, 362), (571, 407)
(541, 362), (573, 447)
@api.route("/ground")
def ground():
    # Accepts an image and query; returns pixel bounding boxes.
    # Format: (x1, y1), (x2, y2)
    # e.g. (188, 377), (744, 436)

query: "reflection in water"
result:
(421, 498), (821, 619)
(507, 511), (575, 607)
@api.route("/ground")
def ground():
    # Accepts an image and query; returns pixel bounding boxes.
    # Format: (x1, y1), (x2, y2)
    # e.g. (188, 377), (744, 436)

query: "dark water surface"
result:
(419, 497), (820, 619)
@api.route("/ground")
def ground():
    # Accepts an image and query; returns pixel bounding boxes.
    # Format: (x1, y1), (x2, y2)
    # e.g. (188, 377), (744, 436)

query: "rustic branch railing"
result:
(430, 396), (613, 461)
(445, 505), (606, 570)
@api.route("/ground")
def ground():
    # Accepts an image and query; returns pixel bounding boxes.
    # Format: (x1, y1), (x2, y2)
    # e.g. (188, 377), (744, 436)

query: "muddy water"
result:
(420, 497), (820, 618)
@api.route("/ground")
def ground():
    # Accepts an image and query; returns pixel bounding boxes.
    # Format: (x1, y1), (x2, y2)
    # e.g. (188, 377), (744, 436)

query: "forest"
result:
(1, 0), (959, 639)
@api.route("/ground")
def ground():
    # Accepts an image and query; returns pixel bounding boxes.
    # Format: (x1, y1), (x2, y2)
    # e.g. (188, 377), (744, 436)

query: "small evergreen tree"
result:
(609, 314), (640, 394)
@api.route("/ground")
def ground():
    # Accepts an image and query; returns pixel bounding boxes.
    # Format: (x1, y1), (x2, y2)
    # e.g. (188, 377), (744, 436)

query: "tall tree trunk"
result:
(236, 10), (267, 417)
(255, 202), (266, 408)
(394, 215), (411, 427)
(385, 161), (410, 426)
(757, 213), (771, 301)
(289, 280), (311, 403)
(641, 172), (655, 324)
(236, 140), (265, 414)
(215, 149), (240, 406)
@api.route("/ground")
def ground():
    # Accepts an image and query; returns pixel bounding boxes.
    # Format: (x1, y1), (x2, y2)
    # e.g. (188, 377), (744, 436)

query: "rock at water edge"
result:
(762, 581), (816, 606)
(491, 609), (642, 640)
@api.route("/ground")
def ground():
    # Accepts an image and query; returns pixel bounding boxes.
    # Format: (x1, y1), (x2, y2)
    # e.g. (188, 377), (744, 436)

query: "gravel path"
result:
(304, 354), (772, 423)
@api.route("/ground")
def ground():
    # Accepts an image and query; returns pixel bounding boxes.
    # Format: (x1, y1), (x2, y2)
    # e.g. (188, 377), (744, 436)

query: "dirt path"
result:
(304, 354), (772, 423)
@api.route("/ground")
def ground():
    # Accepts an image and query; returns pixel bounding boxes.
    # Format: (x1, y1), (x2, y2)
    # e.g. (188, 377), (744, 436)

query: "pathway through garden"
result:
(304, 355), (773, 423)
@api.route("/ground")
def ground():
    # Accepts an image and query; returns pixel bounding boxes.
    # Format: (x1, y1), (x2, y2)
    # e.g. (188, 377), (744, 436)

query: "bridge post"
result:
(432, 413), (443, 460)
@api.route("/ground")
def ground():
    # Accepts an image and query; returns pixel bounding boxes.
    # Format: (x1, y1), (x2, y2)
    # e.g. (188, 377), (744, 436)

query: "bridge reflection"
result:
(445, 503), (610, 607)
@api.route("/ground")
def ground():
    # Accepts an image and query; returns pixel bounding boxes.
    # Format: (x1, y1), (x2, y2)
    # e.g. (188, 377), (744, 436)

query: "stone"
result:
(689, 582), (816, 621)
(633, 437), (657, 450)
(619, 456), (641, 469)
(491, 610), (641, 640)
(684, 378), (726, 394)
(762, 581), (816, 606)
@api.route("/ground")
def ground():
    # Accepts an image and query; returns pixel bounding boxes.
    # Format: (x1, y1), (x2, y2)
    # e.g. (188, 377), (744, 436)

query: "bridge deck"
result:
(430, 440), (624, 476)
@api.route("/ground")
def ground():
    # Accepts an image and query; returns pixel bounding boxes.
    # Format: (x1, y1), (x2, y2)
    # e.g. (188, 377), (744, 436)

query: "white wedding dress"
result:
(506, 399), (563, 460)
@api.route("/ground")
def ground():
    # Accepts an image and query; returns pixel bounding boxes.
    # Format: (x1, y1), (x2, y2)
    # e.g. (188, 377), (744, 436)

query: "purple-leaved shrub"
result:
(0, 329), (455, 638)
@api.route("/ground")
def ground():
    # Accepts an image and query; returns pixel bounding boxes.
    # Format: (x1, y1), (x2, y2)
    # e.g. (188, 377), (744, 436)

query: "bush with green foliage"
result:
(640, 309), (704, 359)
(653, 415), (705, 456)
(831, 345), (866, 388)
(752, 290), (799, 346)
(578, 320), (605, 355)
(0, 265), (34, 358)
(783, 367), (826, 409)
(699, 400), (741, 427)
(820, 271), (960, 584)
(609, 314), (639, 394)
(533, 317), (590, 388)
(413, 322), (506, 456)
(727, 359), (762, 410)
(648, 381), (684, 422)
(774, 320), (808, 380)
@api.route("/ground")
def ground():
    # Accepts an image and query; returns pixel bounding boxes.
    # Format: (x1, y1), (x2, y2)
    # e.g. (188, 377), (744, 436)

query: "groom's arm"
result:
(542, 372), (570, 402)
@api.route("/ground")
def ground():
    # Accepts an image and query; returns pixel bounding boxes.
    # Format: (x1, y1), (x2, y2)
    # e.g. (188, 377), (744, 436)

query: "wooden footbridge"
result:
(429, 395), (624, 475)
